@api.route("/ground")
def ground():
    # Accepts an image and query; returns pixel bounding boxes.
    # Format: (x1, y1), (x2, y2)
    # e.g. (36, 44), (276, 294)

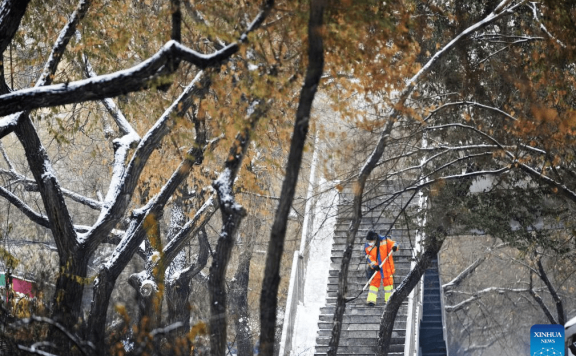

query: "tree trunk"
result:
(0, 0), (32, 54)
(258, 0), (325, 354)
(167, 228), (210, 329)
(231, 241), (254, 356)
(52, 249), (89, 327)
(377, 231), (446, 356)
(208, 209), (245, 356)
(209, 119), (258, 355)
(87, 268), (116, 355)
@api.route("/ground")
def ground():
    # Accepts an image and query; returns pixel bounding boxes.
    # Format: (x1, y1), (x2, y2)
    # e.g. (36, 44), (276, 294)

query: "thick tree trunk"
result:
(87, 268), (116, 355)
(51, 248), (89, 337)
(231, 243), (254, 356)
(15, 116), (85, 334)
(166, 228), (210, 329)
(166, 278), (191, 329)
(209, 118), (259, 355)
(208, 208), (246, 356)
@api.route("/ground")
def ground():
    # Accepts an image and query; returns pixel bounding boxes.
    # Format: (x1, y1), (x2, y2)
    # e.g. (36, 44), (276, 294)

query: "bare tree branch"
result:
(536, 256), (565, 325)
(0, 0), (275, 117)
(529, 270), (557, 324)
(445, 287), (529, 312)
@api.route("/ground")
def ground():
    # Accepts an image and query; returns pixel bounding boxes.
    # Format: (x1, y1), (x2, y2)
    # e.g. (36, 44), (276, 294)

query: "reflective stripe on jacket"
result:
(364, 236), (396, 278)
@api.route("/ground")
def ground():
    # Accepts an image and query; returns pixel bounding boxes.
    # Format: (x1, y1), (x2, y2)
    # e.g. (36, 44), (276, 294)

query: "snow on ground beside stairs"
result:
(291, 178), (338, 356)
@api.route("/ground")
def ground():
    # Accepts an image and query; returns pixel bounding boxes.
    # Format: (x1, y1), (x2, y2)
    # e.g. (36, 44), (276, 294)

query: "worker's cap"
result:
(366, 230), (379, 240)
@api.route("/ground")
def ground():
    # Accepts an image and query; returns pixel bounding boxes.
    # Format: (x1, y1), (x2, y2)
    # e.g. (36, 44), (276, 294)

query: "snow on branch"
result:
(100, 131), (215, 271)
(518, 162), (576, 203)
(406, 168), (511, 194)
(406, 0), (526, 94)
(163, 195), (216, 263)
(445, 287), (529, 312)
(425, 120), (576, 204)
(425, 123), (515, 158)
(0, 113), (20, 139)
(443, 243), (508, 293)
(387, 151), (494, 182)
(518, 143), (547, 155)
(0, 0), (275, 117)
(0, 0), (91, 139)
(376, 144), (509, 171)
(528, 2), (567, 48)
(80, 71), (204, 248)
(0, 184), (108, 235)
(0, 41), (218, 116)
(423, 101), (518, 122)
(443, 256), (488, 293)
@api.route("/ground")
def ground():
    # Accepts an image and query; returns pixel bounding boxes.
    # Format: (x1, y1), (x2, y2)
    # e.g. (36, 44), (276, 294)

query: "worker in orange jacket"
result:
(364, 230), (397, 306)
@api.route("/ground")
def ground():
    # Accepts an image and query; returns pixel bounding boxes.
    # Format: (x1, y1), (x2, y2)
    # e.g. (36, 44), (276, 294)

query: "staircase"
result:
(313, 183), (419, 356)
(419, 256), (448, 356)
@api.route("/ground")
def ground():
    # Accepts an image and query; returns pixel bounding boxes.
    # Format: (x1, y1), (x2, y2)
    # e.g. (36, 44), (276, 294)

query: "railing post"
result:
(278, 251), (302, 356)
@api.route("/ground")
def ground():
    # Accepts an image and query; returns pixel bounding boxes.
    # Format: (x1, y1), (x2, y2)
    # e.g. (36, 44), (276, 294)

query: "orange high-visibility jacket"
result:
(364, 237), (396, 278)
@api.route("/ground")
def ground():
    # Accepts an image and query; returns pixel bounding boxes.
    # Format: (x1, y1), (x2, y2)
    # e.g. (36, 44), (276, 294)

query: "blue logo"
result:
(531, 324), (564, 356)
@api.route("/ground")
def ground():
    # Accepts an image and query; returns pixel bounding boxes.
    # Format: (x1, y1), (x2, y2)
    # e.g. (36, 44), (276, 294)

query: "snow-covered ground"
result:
(290, 178), (338, 356)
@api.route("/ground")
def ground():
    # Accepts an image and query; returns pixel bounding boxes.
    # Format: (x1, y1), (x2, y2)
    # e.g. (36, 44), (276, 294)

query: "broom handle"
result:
(362, 248), (394, 292)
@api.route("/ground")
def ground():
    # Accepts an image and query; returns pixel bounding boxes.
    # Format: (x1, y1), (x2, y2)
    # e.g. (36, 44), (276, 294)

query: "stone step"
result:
(325, 288), (411, 299)
(317, 321), (407, 332)
(329, 249), (413, 258)
(327, 269), (415, 278)
(326, 272), (411, 282)
(326, 264), (412, 274)
(422, 301), (442, 309)
(317, 313), (406, 325)
(315, 342), (405, 353)
(319, 304), (407, 315)
(330, 240), (414, 248)
(335, 206), (419, 214)
(424, 269), (439, 276)
(318, 314), (408, 326)
(330, 257), (413, 267)
(331, 232), (415, 242)
(420, 320), (443, 328)
(328, 254), (414, 263)
(326, 274), (412, 285)
(315, 336), (405, 345)
(314, 350), (404, 356)
(329, 260), (414, 269)
(316, 328), (406, 338)
(423, 295), (441, 303)
(423, 309), (442, 318)
(332, 220), (414, 228)
(423, 279), (441, 287)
